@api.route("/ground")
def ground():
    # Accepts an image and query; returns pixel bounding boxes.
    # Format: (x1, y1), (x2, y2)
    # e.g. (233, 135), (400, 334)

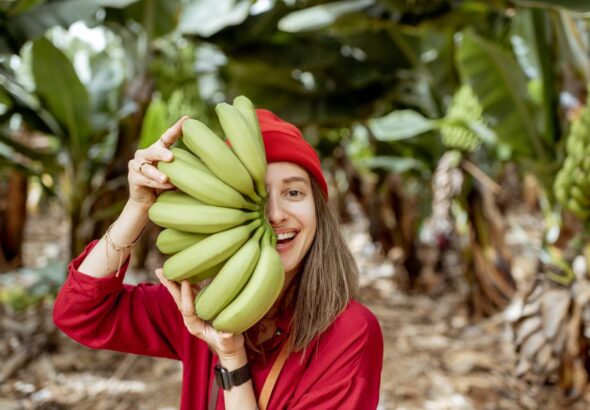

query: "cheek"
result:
(301, 206), (317, 249)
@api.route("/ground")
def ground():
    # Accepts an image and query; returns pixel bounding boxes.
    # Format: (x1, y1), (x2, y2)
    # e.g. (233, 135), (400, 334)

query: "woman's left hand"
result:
(155, 269), (245, 358)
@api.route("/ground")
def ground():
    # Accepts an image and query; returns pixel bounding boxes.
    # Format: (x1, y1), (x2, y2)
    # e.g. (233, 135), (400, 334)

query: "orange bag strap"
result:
(258, 337), (291, 410)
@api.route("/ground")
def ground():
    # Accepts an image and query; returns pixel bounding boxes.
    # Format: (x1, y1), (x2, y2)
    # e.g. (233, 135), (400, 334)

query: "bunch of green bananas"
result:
(148, 96), (285, 334)
(441, 85), (483, 152)
(554, 95), (590, 220)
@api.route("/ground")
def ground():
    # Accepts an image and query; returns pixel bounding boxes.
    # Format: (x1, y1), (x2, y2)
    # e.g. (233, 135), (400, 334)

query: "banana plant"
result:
(0, 34), (135, 257)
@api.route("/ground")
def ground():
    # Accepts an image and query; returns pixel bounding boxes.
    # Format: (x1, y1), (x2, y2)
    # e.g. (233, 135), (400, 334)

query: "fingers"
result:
(180, 280), (196, 318)
(180, 281), (206, 337)
(128, 161), (173, 189)
(130, 116), (189, 190)
(155, 268), (182, 307)
(131, 158), (171, 184)
(159, 116), (190, 148)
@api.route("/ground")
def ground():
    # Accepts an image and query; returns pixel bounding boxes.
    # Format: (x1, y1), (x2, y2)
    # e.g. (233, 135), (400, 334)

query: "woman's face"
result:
(265, 162), (317, 282)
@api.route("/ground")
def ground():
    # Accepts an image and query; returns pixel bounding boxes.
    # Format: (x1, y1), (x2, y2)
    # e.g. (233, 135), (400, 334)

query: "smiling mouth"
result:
(276, 232), (297, 246)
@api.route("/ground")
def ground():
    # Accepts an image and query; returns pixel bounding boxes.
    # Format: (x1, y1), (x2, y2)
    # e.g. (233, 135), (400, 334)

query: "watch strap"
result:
(214, 362), (251, 390)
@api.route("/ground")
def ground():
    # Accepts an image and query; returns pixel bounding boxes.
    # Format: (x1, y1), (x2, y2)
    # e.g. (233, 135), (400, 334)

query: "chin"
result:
(280, 256), (301, 277)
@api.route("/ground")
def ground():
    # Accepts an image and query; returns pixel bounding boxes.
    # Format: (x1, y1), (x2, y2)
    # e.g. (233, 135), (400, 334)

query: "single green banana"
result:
(212, 227), (285, 334)
(217, 102), (268, 199)
(233, 96), (267, 190)
(187, 263), (223, 285)
(195, 226), (264, 321)
(158, 158), (257, 211)
(182, 119), (261, 203)
(170, 147), (212, 174)
(149, 201), (259, 234)
(163, 219), (262, 282)
(157, 190), (204, 206)
(194, 284), (209, 302)
(156, 229), (207, 254)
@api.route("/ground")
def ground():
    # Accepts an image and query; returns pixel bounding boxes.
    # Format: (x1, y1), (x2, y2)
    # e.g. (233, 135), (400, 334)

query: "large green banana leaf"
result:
(511, 8), (559, 145)
(4, 0), (45, 15)
(179, 0), (250, 37)
(368, 110), (438, 141)
(277, 0), (373, 33)
(457, 31), (545, 160)
(31, 37), (91, 160)
(105, 0), (180, 39)
(3, 0), (99, 52)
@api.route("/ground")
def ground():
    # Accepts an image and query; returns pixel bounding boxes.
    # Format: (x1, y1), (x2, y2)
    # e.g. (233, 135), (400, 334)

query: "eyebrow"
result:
(282, 176), (307, 184)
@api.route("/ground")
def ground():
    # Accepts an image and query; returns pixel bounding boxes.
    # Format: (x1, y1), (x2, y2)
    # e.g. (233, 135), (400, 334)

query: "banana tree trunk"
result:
(0, 170), (27, 272)
(465, 185), (516, 318)
(384, 174), (421, 287)
(332, 147), (420, 287)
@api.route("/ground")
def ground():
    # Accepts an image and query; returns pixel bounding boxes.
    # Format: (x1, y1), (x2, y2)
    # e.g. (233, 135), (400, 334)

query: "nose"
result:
(266, 194), (286, 225)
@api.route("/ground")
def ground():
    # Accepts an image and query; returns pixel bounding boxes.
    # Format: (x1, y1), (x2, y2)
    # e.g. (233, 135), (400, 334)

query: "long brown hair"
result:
(288, 177), (360, 352)
(245, 177), (360, 355)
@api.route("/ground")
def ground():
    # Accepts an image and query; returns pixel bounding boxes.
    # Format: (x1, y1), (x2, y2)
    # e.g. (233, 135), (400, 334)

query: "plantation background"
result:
(3, 0), (590, 408)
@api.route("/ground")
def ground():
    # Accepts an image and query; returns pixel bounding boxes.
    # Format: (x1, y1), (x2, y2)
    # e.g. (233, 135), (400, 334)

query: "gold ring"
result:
(139, 161), (150, 173)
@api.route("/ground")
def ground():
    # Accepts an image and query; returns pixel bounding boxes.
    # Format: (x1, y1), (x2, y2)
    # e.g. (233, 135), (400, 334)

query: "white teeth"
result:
(276, 232), (296, 240)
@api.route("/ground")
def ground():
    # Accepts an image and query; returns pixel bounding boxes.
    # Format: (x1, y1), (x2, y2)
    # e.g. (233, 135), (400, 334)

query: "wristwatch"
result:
(214, 363), (251, 390)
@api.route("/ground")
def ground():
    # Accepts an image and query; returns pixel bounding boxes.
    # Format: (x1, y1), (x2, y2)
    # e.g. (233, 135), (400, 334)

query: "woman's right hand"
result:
(154, 269), (246, 358)
(127, 116), (189, 209)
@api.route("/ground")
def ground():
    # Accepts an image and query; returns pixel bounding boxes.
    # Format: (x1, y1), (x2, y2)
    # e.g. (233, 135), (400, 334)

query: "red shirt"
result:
(53, 241), (383, 409)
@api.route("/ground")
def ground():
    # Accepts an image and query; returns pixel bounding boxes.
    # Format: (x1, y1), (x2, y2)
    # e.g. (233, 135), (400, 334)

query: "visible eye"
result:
(286, 189), (302, 198)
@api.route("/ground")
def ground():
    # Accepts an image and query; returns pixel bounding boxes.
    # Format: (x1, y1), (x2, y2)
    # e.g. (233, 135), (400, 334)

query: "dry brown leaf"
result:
(552, 321), (568, 356)
(533, 343), (552, 373)
(526, 280), (544, 303)
(520, 330), (546, 359)
(521, 298), (542, 318)
(515, 316), (542, 346)
(566, 301), (582, 356)
(566, 358), (588, 399)
(515, 357), (532, 377)
(541, 288), (571, 340)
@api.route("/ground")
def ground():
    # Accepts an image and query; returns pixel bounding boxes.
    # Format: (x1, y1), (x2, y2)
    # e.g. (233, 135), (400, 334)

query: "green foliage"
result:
(138, 97), (167, 149)
(32, 37), (91, 157)
(440, 85), (486, 152)
(104, 0), (181, 39)
(1, 0), (99, 53)
(554, 92), (590, 219)
(179, 0), (250, 37)
(457, 31), (545, 160)
(149, 42), (207, 123)
(369, 110), (438, 141)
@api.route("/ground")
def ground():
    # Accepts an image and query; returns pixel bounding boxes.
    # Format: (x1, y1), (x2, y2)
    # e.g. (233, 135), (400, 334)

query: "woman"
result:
(53, 109), (384, 409)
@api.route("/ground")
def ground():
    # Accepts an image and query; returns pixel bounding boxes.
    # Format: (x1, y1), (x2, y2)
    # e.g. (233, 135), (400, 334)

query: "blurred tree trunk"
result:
(333, 146), (421, 287)
(465, 184), (516, 317)
(0, 170), (27, 272)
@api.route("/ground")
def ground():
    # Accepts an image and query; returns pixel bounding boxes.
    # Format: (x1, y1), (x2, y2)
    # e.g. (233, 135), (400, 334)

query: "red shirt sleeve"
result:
(288, 301), (383, 409)
(53, 240), (185, 360)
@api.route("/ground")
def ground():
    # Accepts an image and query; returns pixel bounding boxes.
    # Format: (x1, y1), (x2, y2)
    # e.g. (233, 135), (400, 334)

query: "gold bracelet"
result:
(104, 222), (144, 277)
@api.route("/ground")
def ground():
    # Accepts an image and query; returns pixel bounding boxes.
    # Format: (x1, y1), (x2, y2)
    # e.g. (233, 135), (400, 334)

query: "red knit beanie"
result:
(256, 109), (328, 198)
